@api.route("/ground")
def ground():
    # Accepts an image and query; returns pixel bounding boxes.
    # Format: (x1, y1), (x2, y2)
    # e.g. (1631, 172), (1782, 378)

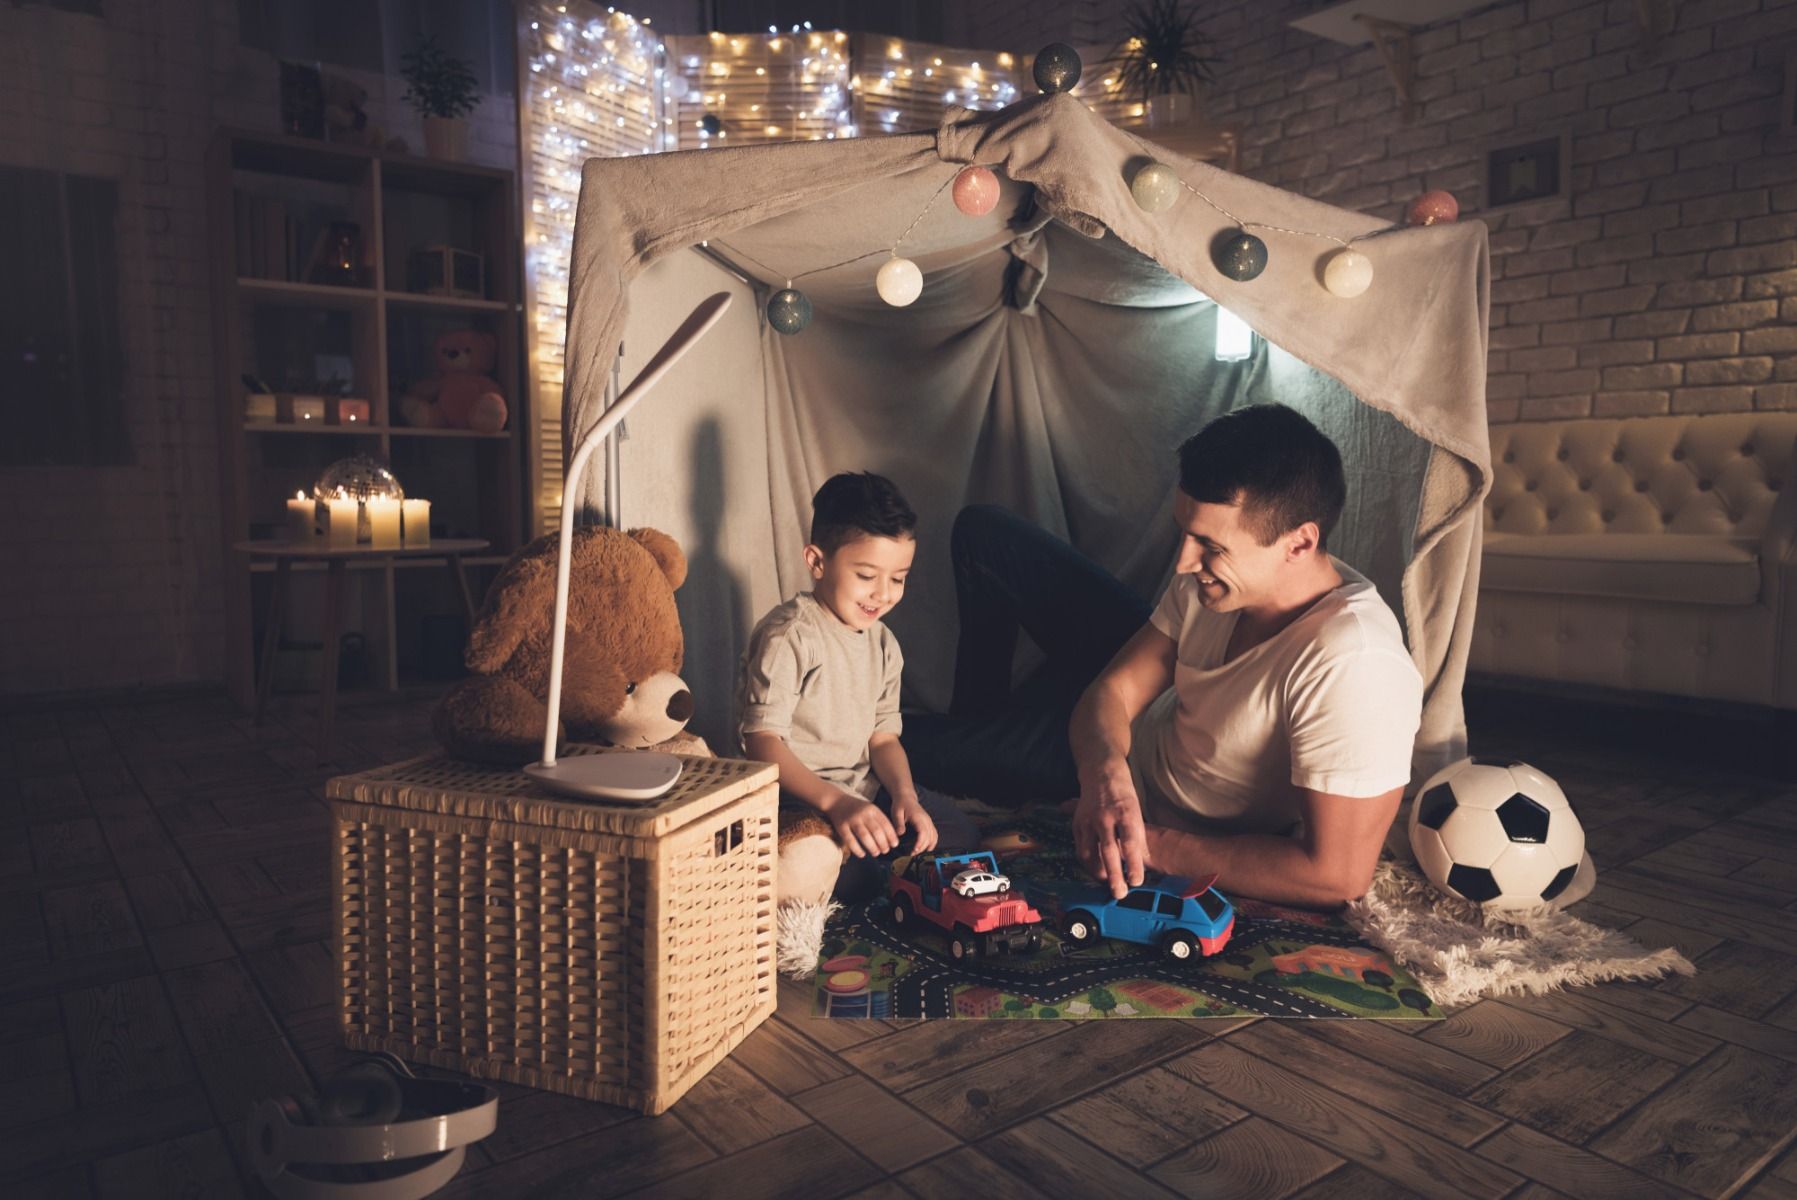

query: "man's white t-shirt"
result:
(1128, 560), (1423, 833)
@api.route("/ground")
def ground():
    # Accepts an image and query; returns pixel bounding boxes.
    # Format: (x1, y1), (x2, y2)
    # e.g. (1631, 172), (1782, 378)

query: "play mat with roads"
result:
(811, 814), (1445, 1022)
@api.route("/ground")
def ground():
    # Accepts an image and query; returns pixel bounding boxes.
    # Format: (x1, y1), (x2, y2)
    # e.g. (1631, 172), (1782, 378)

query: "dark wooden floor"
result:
(4, 686), (1796, 1200)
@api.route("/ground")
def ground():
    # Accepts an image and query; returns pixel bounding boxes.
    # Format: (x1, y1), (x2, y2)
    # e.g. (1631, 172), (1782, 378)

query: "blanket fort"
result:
(562, 90), (1490, 786)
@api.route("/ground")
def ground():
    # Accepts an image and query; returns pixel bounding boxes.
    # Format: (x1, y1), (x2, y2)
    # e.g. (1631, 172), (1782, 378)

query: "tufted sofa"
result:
(1470, 412), (1797, 710)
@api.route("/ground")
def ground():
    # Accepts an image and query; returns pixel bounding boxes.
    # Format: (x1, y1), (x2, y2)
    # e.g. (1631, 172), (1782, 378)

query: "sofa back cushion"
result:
(1486, 413), (1797, 538)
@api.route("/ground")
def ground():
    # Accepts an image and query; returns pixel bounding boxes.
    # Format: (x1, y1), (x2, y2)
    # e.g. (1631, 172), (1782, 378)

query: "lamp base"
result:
(523, 751), (683, 803)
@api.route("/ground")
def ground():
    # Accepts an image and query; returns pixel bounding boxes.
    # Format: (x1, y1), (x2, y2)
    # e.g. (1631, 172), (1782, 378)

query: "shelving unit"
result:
(207, 128), (525, 709)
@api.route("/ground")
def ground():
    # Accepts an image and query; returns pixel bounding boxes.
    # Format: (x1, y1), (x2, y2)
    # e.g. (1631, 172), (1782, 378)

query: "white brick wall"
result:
(0, 0), (515, 696)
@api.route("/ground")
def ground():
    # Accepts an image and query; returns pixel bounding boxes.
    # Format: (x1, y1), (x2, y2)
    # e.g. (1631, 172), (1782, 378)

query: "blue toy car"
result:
(1059, 874), (1235, 961)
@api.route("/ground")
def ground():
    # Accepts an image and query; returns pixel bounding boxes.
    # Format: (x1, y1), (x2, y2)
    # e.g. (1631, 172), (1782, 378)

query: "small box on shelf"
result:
(329, 397), (372, 426)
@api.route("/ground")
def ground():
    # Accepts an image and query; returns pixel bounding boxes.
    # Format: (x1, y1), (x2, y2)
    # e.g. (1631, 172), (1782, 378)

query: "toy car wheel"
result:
(1063, 911), (1097, 946)
(890, 899), (909, 927)
(1163, 931), (1197, 961)
(950, 934), (976, 961)
(1025, 931), (1042, 953)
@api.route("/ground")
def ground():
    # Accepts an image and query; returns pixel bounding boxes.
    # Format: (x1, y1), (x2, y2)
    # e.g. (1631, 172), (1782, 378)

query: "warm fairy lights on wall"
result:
(518, 5), (1156, 528)
(520, 2), (667, 526)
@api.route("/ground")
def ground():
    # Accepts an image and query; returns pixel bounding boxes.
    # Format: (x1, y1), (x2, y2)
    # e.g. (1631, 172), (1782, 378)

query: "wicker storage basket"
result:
(326, 748), (778, 1115)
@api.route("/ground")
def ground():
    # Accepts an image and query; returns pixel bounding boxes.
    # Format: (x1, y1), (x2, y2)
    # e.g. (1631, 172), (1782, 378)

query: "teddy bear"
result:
(432, 525), (705, 764)
(401, 330), (508, 434)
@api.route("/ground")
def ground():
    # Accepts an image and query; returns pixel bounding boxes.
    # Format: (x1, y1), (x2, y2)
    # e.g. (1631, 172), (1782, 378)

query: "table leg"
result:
(448, 554), (479, 623)
(318, 559), (346, 760)
(255, 558), (290, 725)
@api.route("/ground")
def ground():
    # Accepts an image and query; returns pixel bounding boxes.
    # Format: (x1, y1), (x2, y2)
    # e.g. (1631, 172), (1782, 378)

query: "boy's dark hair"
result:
(1177, 404), (1347, 548)
(809, 472), (917, 553)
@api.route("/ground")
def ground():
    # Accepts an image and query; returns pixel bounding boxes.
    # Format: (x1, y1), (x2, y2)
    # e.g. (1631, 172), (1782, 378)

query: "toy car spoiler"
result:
(1165, 874), (1220, 899)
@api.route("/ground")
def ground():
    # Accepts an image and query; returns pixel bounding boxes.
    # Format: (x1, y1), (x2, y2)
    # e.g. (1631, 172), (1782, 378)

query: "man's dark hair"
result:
(809, 471), (917, 553)
(1177, 404), (1347, 548)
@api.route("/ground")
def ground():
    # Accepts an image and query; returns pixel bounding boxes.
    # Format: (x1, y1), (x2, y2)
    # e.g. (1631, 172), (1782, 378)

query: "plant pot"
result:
(1147, 92), (1197, 129)
(422, 116), (469, 161)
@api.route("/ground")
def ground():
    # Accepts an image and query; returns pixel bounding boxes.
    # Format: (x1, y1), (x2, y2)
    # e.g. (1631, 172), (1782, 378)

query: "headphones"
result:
(247, 1053), (499, 1200)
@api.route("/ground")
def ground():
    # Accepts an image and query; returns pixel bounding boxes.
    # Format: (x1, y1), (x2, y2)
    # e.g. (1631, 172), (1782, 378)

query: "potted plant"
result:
(401, 34), (480, 160)
(1107, 0), (1222, 129)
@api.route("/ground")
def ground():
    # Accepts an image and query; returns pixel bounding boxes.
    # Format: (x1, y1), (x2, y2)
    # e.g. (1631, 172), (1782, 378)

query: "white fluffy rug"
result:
(777, 900), (839, 979)
(1345, 860), (1695, 1009)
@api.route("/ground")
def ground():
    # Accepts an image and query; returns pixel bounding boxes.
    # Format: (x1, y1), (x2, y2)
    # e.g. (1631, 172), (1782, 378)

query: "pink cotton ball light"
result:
(952, 166), (1000, 216)
(1407, 190), (1460, 226)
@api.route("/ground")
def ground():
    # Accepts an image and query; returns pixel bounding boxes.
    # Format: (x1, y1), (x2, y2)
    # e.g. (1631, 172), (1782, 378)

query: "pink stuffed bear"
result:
(402, 330), (508, 433)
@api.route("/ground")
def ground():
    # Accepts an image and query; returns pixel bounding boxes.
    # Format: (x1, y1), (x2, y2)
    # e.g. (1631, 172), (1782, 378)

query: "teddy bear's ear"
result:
(627, 527), (687, 591)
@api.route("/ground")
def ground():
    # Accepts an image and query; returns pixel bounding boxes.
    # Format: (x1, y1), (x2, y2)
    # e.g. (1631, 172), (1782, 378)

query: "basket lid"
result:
(325, 745), (775, 839)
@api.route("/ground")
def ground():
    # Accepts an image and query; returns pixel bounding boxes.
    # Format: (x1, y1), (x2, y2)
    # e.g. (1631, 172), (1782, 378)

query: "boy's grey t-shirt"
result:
(736, 592), (903, 799)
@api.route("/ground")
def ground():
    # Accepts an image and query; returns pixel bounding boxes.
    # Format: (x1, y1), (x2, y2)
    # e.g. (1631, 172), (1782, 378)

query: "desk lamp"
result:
(524, 292), (733, 801)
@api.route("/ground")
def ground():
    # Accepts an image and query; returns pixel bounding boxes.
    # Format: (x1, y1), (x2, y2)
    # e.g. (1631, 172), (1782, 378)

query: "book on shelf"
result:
(232, 191), (299, 281)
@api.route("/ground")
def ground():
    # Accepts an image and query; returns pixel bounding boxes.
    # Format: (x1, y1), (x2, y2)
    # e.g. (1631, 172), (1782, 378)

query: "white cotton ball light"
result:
(876, 255), (923, 307)
(1129, 161), (1181, 213)
(1323, 248), (1373, 298)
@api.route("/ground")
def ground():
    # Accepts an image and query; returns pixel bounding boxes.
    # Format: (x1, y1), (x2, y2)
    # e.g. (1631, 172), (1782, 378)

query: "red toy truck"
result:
(888, 851), (1044, 959)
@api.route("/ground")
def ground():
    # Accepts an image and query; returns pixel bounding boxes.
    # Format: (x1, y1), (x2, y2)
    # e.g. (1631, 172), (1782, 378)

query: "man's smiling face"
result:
(1172, 490), (1292, 614)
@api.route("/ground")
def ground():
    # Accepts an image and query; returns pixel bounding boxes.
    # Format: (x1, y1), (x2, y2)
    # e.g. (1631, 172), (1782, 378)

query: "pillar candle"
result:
(285, 492), (316, 541)
(325, 495), (359, 547)
(366, 497), (401, 548)
(401, 499), (432, 546)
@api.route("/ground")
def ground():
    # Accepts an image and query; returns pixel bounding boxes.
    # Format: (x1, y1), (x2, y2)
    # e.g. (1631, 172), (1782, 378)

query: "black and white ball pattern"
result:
(1408, 757), (1585, 910)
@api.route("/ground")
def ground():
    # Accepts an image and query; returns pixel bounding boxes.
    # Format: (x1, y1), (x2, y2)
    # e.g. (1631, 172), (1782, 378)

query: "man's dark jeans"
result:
(904, 505), (1152, 804)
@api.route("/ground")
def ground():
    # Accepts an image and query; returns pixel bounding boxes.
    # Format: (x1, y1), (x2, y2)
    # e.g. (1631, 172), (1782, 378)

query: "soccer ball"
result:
(1408, 757), (1585, 910)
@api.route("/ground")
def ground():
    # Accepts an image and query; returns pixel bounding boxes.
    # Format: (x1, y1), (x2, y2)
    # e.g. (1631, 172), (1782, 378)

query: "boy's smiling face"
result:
(805, 533), (915, 631)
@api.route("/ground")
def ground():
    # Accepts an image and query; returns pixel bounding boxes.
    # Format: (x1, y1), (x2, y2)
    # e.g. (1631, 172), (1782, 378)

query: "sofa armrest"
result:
(1767, 433), (1797, 567)
(1768, 435), (1797, 709)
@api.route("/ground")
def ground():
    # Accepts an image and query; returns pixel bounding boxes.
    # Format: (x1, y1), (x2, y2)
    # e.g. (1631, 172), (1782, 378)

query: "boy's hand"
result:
(823, 793), (899, 858)
(890, 791), (938, 854)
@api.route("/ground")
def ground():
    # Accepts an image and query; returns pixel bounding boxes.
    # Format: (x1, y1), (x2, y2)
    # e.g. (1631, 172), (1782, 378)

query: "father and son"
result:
(735, 403), (1423, 909)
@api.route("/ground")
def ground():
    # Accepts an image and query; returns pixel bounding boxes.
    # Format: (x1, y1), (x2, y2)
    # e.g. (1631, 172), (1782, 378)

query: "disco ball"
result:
(314, 455), (404, 502)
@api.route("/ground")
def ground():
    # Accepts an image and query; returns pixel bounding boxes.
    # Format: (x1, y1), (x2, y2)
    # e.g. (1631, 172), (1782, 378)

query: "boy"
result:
(737, 473), (975, 891)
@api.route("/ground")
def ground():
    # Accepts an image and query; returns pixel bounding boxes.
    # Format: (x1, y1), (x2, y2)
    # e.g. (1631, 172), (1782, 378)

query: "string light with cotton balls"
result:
(1212, 229), (1268, 282)
(767, 286), (812, 334)
(1407, 190), (1460, 226)
(952, 165), (999, 216)
(1322, 248), (1374, 298)
(875, 255), (924, 306)
(1129, 161), (1181, 214)
(1032, 42), (1082, 93)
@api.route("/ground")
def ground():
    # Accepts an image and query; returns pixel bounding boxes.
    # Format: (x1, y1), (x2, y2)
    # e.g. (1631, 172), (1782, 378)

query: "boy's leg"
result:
(948, 504), (1152, 717)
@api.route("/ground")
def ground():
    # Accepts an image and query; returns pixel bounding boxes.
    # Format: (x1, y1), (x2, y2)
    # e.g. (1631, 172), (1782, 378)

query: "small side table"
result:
(233, 538), (489, 757)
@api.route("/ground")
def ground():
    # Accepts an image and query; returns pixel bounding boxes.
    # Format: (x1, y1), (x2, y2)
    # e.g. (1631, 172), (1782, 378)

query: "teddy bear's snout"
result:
(665, 689), (693, 722)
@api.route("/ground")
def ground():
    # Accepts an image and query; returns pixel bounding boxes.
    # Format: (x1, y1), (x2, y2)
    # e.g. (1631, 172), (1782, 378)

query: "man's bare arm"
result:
(1069, 624), (1177, 896)
(1142, 784), (1402, 908)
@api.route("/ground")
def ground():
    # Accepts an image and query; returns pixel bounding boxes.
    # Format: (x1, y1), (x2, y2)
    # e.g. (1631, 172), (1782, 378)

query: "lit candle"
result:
(336, 398), (371, 425)
(285, 491), (316, 541)
(325, 490), (359, 547)
(292, 396), (326, 424)
(401, 499), (431, 546)
(366, 497), (401, 548)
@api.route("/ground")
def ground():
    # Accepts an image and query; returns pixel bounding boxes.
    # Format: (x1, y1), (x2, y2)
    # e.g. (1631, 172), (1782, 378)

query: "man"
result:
(906, 404), (1422, 907)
